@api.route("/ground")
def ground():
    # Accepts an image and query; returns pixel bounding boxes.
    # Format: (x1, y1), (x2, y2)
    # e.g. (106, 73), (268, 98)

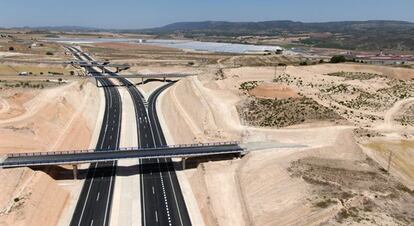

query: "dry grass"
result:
(238, 97), (344, 128)
(0, 65), (70, 76)
(366, 140), (414, 184)
(288, 156), (414, 225)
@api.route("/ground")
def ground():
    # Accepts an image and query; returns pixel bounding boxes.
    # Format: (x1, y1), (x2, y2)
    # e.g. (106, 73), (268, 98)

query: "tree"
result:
(70, 71), (75, 76)
(330, 55), (347, 63)
(46, 51), (54, 56)
(8, 46), (14, 51)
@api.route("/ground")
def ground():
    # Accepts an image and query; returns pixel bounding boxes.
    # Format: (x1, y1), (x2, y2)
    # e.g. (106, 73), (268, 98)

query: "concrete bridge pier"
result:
(72, 164), (79, 180)
(163, 77), (166, 82)
(141, 77), (144, 84)
(182, 157), (187, 170)
(116, 67), (120, 73)
(101, 66), (105, 74)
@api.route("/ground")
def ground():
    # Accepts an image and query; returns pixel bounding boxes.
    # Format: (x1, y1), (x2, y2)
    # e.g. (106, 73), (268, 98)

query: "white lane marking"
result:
(104, 124), (108, 136)
(140, 159), (146, 226)
(151, 87), (185, 226)
(90, 219), (94, 226)
(155, 210), (159, 222)
(103, 161), (116, 226)
(164, 158), (184, 225)
(78, 163), (98, 226)
(96, 192), (100, 201)
(108, 85), (113, 108)
(152, 186), (155, 195)
(150, 87), (185, 225)
(157, 159), (172, 226)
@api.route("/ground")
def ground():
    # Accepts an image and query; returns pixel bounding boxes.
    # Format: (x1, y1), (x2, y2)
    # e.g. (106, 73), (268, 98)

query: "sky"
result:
(0, 0), (413, 29)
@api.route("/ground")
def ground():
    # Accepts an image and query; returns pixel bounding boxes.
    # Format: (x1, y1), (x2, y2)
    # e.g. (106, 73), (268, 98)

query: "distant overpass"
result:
(0, 142), (244, 170)
(91, 73), (195, 87)
(70, 61), (130, 73)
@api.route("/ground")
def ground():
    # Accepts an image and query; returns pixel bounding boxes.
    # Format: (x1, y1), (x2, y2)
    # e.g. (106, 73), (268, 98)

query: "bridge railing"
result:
(6, 141), (240, 158)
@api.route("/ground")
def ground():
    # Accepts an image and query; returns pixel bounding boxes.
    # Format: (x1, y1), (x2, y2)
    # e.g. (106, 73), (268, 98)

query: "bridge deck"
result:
(0, 142), (244, 168)
(89, 73), (194, 78)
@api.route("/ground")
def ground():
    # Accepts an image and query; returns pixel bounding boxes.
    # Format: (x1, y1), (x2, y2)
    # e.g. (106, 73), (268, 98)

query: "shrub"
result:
(330, 55), (347, 63)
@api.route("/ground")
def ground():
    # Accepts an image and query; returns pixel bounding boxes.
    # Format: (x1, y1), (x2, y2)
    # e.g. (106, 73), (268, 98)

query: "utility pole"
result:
(387, 150), (393, 174)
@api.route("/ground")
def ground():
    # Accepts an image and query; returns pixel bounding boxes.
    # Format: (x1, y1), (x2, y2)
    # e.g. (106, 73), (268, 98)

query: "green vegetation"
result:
(239, 81), (259, 91)
(330, 55), (347, 63)
(314, 199), (338, 208)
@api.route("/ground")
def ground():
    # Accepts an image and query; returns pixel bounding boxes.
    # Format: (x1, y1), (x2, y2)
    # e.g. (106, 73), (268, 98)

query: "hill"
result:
(140, 20), (414, 52)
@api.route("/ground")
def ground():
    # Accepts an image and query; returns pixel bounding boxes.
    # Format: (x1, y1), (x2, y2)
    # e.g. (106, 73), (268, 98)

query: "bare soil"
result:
(248, 83), (299, 99)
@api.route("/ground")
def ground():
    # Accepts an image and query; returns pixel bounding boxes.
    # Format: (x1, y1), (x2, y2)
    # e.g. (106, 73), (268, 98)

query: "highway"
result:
(71, 46), (192, 225)
(68, 47), (122, 226)
(113, 75), (192, 226)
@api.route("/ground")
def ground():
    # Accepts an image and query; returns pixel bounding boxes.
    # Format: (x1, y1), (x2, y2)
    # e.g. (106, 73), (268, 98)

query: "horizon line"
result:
(1, 19), (413, 31)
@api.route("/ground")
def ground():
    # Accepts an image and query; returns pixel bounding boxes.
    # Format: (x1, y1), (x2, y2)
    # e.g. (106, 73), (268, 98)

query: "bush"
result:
(330, 55), (347, 63)
(70, 71), (75, 76)
(9, 46), (14, 51)
(299, 61), (308, 66)
(46, 51), (54, 56)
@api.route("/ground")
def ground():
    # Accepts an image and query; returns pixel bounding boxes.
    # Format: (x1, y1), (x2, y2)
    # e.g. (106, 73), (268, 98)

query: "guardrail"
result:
(6, 141), (240, 158)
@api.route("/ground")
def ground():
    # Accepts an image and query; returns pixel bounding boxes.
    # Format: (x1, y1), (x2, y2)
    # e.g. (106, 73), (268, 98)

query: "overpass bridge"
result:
(0, 142), (245, 178)
(90, 73), (194, 87)
(70, 61), (131, 73)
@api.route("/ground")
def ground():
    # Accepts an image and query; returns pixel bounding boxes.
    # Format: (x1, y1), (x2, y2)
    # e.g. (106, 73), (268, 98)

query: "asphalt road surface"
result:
(70, 46), (191, 226)
(68, 47), (122, 226)
(114, 77), (192, 226)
